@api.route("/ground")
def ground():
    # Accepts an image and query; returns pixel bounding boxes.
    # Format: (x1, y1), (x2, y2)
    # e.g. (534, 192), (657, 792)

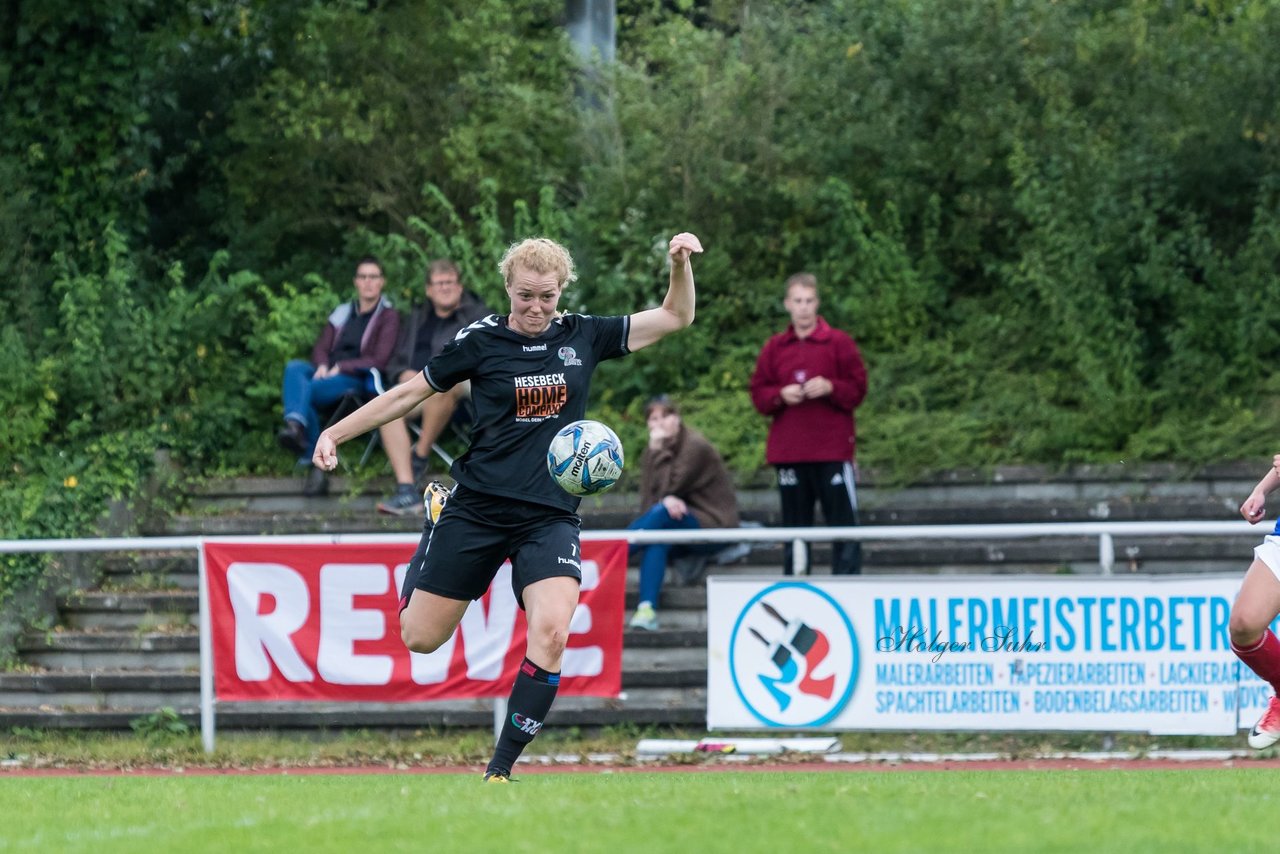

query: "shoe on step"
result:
(629, 602), (658, 631)
(302, 466), (329, 497)
(377, 485), (424, 516)
(277, 420), (308, 457)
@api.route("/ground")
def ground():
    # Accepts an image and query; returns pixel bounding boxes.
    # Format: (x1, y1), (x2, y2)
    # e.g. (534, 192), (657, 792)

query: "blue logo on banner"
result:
(729, 583), (858, 727)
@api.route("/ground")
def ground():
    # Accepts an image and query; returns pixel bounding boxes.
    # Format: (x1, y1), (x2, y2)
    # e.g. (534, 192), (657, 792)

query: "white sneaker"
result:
(1249, 695), (1280, 749)
(629, 602), (658, 631)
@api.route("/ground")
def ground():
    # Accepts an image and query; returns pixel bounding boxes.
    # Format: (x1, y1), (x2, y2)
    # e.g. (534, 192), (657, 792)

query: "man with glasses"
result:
(376, 259), (491, 515)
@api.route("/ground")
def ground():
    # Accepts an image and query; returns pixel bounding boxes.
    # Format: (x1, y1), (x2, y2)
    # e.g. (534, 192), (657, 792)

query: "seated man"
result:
(375, 259), (491, 515)
(278, 255), (400, 495)
(628, 395), (740, 630)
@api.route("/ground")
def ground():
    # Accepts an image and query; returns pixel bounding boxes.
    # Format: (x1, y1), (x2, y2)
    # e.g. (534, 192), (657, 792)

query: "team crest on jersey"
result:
(558, 346), (583, 367)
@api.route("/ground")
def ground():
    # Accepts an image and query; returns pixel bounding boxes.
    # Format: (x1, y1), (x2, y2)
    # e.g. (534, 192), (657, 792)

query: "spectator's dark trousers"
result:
(776, 460), (861, 575)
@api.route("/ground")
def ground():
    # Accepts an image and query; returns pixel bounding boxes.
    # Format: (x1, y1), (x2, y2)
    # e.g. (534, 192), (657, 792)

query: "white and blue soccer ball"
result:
(547, 419), (625, 496)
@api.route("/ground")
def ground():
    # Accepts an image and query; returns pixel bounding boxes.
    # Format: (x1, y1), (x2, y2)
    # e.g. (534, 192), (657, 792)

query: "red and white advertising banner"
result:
(202, 540), (627, 702)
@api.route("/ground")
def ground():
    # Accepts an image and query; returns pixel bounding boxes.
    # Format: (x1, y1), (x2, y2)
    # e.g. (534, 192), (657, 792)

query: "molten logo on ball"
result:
(547, 420), (625, 495)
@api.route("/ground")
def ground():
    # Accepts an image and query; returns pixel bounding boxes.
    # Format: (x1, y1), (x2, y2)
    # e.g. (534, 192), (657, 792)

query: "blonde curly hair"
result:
(499, 238), (578, 289)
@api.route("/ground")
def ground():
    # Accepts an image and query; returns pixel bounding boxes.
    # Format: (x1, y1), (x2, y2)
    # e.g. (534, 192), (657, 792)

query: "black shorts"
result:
(407, 484), (582, 607)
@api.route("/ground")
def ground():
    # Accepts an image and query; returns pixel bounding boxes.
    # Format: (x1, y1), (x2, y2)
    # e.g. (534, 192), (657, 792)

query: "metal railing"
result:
(2, 518), (1268, 572)
(0, 519), (1269, 751)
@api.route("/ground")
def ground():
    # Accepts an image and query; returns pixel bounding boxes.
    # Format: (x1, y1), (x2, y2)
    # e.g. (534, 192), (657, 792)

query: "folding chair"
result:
(316, 368), (386, 467)
(425, 395), (475, 469)
(352, 371), (475, 469)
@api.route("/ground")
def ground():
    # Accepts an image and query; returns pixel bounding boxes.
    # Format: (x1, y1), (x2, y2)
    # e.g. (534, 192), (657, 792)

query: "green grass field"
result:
(0, 767), (1273, 852)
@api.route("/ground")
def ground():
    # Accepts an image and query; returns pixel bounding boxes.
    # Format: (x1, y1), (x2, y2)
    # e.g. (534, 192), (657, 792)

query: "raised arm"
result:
(313, 372), (435, 471)
(627, 232), (703, 352)
(1242, 455), (1280, 523)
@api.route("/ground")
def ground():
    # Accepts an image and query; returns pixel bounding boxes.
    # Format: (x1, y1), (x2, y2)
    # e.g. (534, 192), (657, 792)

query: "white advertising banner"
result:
(706, 575), (1272, 735)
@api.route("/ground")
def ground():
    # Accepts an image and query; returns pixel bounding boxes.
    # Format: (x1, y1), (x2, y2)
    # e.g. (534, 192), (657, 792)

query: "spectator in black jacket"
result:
(376, 259), (491, 515)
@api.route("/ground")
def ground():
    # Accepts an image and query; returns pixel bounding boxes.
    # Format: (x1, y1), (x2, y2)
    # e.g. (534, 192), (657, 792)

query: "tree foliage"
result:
(2, 0), (1280, 568)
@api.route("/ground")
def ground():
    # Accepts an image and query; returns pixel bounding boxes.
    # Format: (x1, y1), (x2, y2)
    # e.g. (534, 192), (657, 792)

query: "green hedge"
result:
(2, 1), (1280, 592)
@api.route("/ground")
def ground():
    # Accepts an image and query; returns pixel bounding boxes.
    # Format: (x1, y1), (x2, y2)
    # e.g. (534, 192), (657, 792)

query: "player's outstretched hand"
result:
(313, 433), (339, 472)
(668, 232), (703, 265)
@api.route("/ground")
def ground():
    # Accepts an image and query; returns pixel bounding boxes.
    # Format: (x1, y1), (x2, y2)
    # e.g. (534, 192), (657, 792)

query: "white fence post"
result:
(792, 539), (808, 575)
(1099, 533), (1115, 576)
(197, 539), (216, 753)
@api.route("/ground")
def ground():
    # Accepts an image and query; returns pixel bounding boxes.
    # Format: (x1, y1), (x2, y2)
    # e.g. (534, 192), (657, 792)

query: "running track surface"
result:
(6, 757), (1280, 778)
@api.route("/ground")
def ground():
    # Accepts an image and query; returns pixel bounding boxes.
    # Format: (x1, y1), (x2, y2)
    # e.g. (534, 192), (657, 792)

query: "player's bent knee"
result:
(402, 633), (443, 655)
(1229, 607), (1268, 648)
(401, 622), (448, 655)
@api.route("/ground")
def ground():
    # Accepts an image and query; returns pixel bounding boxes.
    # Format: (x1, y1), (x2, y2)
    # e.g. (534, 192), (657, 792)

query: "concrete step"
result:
(621, 628), (705, 649)
(59, 591), (199, 630)
(157, 493), (1250, 536)
(65, 569), (745, 638)
(10, 626), (709, 674)
(0, 670), (201, 710)
(98, 552), (200, 591)
(860, 496), (1246, 527)
(157, 512), (424, 537)
(0, 645), (707, 712)
(0, 685), (707, 730)
(861, 534), (1250, 576)
(173, 464), (1259, 529)
(16, 631), (200, 672)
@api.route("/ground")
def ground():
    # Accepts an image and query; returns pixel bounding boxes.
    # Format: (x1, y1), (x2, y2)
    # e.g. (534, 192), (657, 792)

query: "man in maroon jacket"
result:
(749, 272), (868, 574)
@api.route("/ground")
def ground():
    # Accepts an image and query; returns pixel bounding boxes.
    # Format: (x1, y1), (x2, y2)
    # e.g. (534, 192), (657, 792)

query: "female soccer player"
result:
(1230, 453), (1280, 748)
(313, 233), (703, 780)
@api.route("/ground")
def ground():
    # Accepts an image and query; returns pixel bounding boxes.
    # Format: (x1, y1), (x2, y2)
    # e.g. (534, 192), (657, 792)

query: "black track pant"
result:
(775, 461), (861, 575)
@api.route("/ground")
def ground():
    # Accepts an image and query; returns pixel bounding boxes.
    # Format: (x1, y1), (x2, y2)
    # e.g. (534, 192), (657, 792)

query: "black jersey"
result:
(423, 313), (630, 511)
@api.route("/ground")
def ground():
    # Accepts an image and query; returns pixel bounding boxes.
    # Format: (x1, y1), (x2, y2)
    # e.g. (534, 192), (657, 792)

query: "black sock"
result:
(398, 548), (426, 614)
(486, 658), (560, 776)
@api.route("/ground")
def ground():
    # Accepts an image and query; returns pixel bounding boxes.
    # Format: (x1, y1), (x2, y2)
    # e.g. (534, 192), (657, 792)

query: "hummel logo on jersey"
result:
(511, 713), (543, 736)
(523, 344), (547, 352)
(831, 473), (844, 486)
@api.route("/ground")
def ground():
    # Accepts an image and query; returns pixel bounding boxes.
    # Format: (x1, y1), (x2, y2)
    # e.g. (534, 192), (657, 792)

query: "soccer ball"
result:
(547, 420), (625, 496)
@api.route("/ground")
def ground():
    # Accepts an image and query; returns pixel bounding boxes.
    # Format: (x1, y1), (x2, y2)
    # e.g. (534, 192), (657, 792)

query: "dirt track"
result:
(6, 755), (1280, 777)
